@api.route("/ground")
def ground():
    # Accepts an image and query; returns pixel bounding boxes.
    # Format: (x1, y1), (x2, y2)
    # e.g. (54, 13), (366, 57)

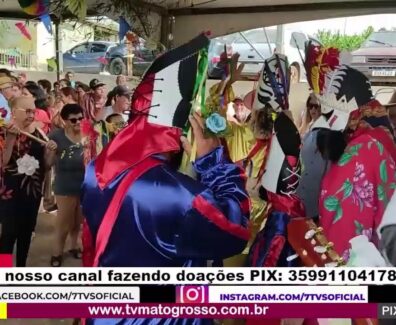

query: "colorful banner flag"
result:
(46, 58), (57, 71)
(119, 16), (132, 43)
(40, 13), (52, 35)
(15, 22), (32, 40)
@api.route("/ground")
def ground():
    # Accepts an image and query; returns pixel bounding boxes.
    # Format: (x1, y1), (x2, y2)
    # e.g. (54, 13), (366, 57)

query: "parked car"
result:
(104, 38), (162, 76)
(350, 30), (396, 83)
(208, 27), (305, 83)
(208, 29), (276, 80)
(49, 39), (161, 76)
(48, 41), (116, 74)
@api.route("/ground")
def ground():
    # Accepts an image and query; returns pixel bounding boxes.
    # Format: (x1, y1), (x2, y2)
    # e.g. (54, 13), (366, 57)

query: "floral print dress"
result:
(319, 130), (396, 261)
(0, 130), (47, 266)
(0, 130), (46, 207)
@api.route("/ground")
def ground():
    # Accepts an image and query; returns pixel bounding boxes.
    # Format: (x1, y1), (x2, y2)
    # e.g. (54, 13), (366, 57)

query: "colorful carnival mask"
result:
(304, 41), (374, 131)
(319, 65), (374, 131)
(137, 34), (209, 129)
(304, 41), (340, 95)
(261, 112), (301, 196)
(95, 34), (210, 188)
(253, 53), (290, 112)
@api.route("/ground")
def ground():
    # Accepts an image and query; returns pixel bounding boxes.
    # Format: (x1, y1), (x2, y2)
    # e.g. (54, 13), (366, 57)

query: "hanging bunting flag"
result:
(40, 13), (52, 35)
(47, 58), (57, 71)
(18, 0), (49, 16)
(15, 22), (32, 40)
(119, 16), (132, 43)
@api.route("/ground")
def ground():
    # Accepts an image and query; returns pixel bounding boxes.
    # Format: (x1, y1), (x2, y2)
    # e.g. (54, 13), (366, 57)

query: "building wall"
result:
(35, 21), (95, 71)
(0, 19), (37, 69)
(0, 18), (114, 71)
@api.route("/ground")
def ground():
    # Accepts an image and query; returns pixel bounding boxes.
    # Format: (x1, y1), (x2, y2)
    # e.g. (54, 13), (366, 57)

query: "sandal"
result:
(50, 255), (62, 267)
(69, 248), (82, 259)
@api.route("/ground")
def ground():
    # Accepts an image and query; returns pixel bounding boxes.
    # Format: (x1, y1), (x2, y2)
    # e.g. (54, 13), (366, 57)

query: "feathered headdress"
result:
(304, 40), (340, 95)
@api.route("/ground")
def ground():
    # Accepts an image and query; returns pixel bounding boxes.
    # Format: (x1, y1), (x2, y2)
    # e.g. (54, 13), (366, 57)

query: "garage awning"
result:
(1, 0), (396, 44)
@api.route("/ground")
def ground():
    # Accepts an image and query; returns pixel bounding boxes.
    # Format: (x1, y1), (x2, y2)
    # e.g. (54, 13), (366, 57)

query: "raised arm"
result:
(175, 145), (250, 259)
(175, 112), (250, 259)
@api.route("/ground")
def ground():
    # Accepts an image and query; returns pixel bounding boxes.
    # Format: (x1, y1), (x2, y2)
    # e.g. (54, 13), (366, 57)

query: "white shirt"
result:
(103, 106), (129, 122)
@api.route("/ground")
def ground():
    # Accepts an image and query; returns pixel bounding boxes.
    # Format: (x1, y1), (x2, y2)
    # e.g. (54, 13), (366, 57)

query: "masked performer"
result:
(81, 34), (250, 325)
(296, 42), (394, 260)
(316, 64), (396, 265)
(295, 44), (341, 221)
(245, 53), (303, 268)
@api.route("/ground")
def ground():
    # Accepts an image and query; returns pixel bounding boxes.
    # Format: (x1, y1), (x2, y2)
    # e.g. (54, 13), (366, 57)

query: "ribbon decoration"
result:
(191, 46), (209, 118)
(181, 44), (209, 166)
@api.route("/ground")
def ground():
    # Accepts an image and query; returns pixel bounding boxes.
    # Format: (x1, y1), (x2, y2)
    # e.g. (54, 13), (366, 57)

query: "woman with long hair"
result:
(298, 93), (321, 136)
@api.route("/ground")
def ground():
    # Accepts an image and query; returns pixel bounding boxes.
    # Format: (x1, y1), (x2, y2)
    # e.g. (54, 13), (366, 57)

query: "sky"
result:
(285, 14), (396, 36)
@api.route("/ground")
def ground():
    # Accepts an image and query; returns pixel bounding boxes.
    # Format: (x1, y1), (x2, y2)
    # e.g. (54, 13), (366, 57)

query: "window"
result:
(71, 44), (88, 54)
(237, 29), (277, 44)
(362, 32), (396, 48)
(90, 43), (108, 53)
(213, 28), (278, 45)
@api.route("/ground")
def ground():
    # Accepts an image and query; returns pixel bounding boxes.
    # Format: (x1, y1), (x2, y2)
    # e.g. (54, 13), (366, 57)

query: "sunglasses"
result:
(68, 117), (84, 124)
(16, 108), (35, 115)
(308, 104), (320, 110)
(114, 121), (127, 128)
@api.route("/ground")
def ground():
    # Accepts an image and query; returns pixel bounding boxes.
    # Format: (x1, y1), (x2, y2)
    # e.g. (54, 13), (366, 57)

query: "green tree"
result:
(316, 26), (374, 51)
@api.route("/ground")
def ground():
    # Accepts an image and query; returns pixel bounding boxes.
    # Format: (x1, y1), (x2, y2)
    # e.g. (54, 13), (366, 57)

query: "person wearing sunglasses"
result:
(298, 93), (321, 136)
(0, 97), (57, 267)
(47, 104), (85, 267)
(296, 93), (327, 221)
(105, 113), (126, 136)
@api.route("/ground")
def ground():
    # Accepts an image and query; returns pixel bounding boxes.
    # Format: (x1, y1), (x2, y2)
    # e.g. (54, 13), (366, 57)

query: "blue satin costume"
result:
(82, 147), (250, 325)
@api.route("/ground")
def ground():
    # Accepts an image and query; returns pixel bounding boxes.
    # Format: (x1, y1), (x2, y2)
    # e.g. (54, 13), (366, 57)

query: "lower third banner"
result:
(1, 303), (379, 319)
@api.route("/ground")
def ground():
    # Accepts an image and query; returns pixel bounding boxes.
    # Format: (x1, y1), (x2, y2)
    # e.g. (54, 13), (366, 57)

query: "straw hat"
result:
(0, 76), (16, 90)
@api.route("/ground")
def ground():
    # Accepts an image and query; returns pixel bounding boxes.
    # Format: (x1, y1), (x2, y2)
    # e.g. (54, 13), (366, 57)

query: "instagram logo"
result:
(176, 286), (208, 303)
